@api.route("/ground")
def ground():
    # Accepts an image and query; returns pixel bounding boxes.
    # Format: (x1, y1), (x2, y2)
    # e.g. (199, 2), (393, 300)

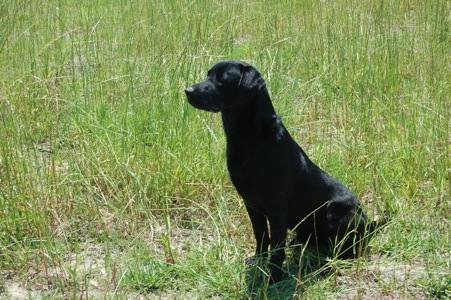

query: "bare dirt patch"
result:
(333, 258), (428, 300)
(0, 233), (434, 299)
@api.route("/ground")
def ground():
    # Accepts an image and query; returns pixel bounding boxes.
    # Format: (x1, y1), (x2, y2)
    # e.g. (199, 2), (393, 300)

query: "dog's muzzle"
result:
(184, 86), (221, 112)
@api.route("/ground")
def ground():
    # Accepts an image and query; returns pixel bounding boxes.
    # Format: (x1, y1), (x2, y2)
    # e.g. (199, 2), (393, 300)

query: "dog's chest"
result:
(226, 151), (247, 186)
(227, 160), (246, 187)
(226, 146), (286, 195)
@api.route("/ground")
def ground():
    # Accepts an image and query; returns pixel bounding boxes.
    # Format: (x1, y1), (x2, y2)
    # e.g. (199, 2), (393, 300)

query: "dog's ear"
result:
(236, 64), (265, 104)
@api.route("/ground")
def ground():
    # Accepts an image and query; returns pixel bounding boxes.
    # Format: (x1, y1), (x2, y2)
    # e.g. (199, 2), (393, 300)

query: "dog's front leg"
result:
(267, 207), (287, 283)
(245, 206), (270, 261)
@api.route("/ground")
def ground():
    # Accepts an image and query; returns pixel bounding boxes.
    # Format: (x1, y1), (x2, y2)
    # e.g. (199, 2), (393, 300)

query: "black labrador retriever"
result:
(185, 60), (373, 283)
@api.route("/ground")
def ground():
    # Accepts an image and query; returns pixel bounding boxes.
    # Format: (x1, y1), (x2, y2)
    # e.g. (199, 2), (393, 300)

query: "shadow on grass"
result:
(243, 246), (332, 299)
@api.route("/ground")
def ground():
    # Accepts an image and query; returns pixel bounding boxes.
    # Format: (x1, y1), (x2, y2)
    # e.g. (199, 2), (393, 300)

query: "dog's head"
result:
(184, 60), (266, 113)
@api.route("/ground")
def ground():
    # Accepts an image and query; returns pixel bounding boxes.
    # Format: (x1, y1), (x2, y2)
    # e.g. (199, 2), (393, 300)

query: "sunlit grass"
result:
(0, 0), (449, 298)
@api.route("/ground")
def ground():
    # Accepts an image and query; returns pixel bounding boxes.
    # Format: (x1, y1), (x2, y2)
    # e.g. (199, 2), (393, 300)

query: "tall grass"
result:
(0, 0), (449, 298)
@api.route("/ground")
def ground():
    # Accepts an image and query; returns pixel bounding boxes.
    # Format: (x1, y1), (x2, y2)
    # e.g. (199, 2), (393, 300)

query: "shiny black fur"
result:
(185, 60), (371, 283)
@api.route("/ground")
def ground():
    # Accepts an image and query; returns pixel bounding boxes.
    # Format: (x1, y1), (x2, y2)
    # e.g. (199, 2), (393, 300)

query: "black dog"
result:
(185, 60), (372, 283)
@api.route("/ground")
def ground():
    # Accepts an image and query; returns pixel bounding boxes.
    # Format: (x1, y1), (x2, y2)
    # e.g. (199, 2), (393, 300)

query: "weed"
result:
(0, 0), (449, 298)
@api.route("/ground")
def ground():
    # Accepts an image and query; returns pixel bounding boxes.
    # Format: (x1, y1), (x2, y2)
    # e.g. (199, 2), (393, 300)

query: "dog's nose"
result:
(184, 86), (194, 95)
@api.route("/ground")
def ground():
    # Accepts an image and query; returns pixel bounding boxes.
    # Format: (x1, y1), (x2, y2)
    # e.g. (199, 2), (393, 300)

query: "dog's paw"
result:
(245, 256), (259, 266)
(268, 266), (283, 284)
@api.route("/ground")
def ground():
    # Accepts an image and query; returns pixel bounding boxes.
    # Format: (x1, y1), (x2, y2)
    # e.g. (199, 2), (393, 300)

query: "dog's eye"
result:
(216, 74), (224, 84)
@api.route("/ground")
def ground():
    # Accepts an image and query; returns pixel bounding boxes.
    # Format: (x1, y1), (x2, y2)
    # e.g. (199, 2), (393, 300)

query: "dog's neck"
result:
(221, 89), (280, 148)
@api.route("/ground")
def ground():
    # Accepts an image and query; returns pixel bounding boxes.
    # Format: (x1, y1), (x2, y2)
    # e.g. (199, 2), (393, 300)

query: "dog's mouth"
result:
(206, 106), (221, 113)
(188, 99), (221, 113)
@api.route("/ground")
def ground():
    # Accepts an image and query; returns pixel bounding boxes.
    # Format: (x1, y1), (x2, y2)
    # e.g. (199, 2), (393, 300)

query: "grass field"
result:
(0, 0), (449, 299)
